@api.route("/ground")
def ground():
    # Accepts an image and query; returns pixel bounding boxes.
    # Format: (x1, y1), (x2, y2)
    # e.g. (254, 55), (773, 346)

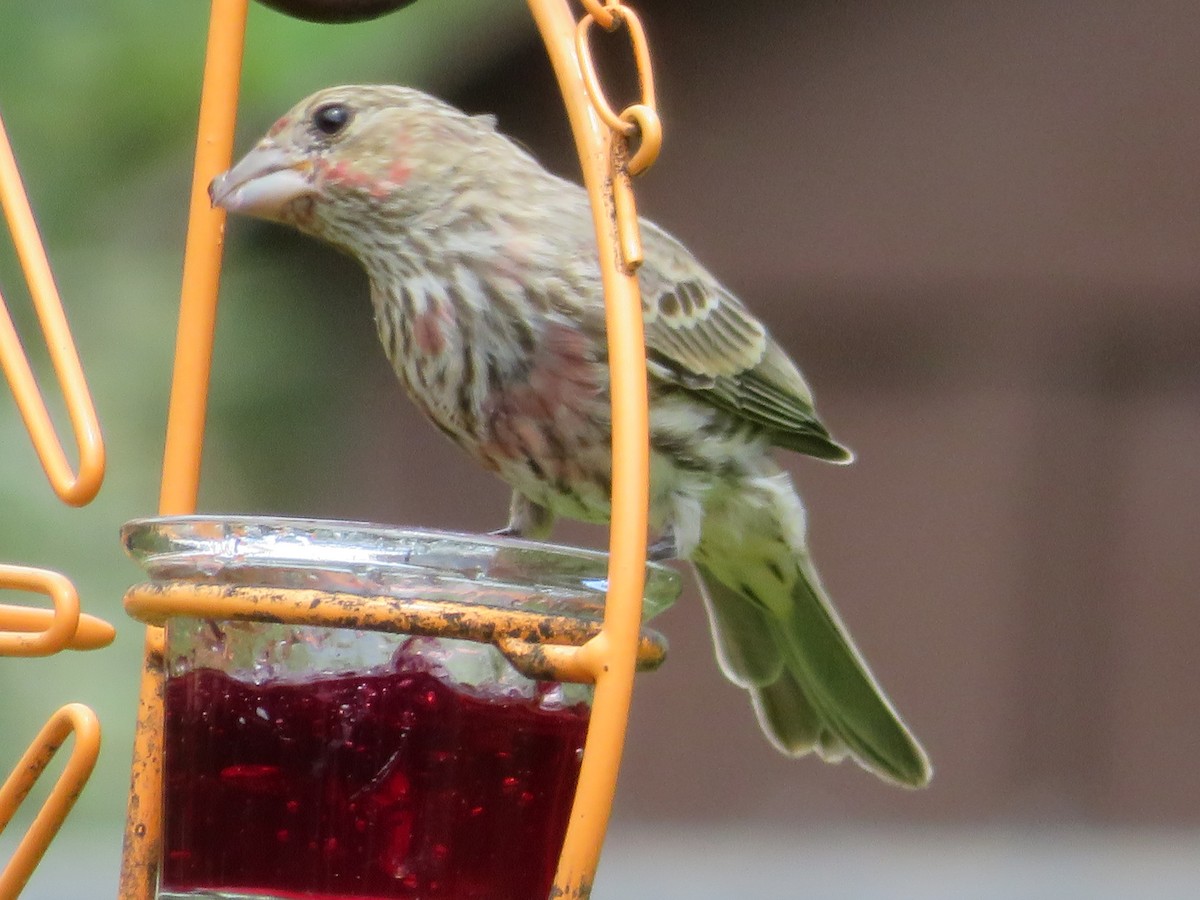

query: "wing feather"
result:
(639, 222), (852, 462)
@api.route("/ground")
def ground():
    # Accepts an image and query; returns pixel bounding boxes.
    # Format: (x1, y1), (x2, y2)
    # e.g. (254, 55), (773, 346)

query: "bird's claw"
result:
(647, 531), (679, 562)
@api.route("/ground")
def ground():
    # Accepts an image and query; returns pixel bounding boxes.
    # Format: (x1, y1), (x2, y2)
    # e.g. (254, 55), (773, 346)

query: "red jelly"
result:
(161, 658), (589, 899)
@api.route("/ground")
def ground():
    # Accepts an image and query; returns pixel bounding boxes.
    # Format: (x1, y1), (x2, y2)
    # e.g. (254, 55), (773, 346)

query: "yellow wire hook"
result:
(0, 111), (105, 506)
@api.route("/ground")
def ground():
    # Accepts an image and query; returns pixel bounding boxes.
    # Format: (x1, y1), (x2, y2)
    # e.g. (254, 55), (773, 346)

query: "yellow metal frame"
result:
(0, 86), (112, 899)
(124, 581), (667, 684)
(0, 566), (113, 658)
(0, 113), (105, 507)
(113, 1), (661, 897)
(0, 1), (661, 896)
(531, 2), (659, 894)
(0, 705), (103, 899)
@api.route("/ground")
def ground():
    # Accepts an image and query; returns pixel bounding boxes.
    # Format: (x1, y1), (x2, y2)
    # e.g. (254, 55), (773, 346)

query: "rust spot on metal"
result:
(124, 580), (668, 684)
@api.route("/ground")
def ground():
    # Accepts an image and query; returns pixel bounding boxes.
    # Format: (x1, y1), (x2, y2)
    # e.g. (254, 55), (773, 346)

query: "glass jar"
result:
(122, 516), (678, 900)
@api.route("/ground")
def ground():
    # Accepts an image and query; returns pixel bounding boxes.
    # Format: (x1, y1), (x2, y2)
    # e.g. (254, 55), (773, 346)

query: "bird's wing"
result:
(638, 225), (852, 462)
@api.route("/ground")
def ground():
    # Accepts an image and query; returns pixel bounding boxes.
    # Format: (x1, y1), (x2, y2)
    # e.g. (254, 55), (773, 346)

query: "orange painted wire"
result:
(0, 565), (115, 656)
(0, 111), (104, 507)
(575, 5), (660, 178)
(159, 0), (250, 516)
(526, 1), (654, 896)
(0, 704), (102, 899)
(1, 79), (111, 900)
(119, 2), (250, 897)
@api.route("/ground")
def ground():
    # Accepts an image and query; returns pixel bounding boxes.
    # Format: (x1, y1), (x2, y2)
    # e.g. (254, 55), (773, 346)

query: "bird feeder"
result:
(0, 0), (662, 896)
(138, 1), (667, 900)
(123, 517), (676, 900)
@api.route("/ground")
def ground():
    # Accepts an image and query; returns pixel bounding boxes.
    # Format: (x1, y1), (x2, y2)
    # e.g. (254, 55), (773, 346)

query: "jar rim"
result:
(122, 514), (679, 624)
(122, 515), (678, 682)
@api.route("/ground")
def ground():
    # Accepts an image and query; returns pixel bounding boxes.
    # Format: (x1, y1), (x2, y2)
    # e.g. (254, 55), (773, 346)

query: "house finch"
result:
(210, 85), (930, 787)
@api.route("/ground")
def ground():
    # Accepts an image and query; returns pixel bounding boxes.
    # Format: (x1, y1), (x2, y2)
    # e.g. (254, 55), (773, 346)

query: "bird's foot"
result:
(647, 528), (679, 562)
(492, 492), (555, 541)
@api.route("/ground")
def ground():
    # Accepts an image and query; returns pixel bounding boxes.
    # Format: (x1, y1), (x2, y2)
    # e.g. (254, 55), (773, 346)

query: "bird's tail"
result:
(693, 476), (931, 787)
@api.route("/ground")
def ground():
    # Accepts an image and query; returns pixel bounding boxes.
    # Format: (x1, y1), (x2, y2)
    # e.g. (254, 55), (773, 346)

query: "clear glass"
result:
(122, 516), (679, 900)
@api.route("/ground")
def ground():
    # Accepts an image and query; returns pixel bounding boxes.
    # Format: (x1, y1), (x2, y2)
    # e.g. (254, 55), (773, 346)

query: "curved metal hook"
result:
(0, 110), (105, 506)
(0, 704), (103, 898)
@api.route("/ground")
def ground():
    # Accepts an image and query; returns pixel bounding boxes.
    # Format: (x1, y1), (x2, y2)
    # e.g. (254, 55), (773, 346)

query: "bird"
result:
(210, 84), (931, 787)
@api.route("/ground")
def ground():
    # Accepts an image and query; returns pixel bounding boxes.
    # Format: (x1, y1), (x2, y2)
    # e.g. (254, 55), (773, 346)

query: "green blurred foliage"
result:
(0, 0), (532, 844)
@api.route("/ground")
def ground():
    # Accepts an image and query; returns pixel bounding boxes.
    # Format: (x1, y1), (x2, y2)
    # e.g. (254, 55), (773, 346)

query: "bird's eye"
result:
(312, 102), (352, 136)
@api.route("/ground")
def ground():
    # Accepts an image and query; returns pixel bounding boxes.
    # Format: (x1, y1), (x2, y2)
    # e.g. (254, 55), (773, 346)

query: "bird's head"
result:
(210, 84), (510, 248)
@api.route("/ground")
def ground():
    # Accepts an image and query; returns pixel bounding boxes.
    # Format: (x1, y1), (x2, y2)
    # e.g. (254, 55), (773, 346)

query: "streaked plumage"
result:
(211, 85), (931, 787)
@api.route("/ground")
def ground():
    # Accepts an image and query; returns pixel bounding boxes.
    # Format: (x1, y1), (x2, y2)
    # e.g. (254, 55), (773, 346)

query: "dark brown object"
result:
(254, 0), (417, 24)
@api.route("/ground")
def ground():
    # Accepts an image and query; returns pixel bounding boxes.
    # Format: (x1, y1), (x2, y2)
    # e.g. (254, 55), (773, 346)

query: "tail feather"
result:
(694, 554), (931, 788)
(783, 555), (930, 786)
(750, 668), (846, 760)
(695, 562), (784, 688)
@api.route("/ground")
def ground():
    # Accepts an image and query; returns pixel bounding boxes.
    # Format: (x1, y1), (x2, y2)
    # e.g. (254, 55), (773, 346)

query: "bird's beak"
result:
(209, 143), (313, 220)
